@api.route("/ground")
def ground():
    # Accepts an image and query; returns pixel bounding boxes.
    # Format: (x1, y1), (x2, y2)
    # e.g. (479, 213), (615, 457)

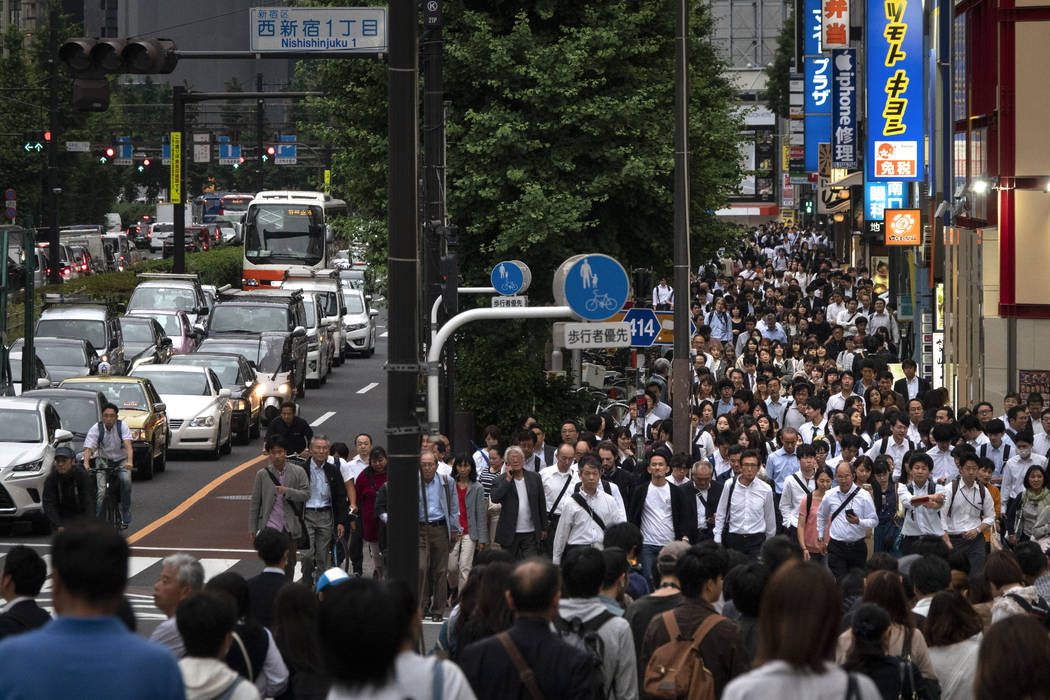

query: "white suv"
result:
(0, 397), (74, 531)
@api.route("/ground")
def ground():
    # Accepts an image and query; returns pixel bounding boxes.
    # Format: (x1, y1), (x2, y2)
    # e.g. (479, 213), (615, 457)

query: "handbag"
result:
(264, 467), (310, 550)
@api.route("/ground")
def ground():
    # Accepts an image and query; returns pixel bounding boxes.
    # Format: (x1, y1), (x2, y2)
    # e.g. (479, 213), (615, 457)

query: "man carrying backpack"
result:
(556, 547), (638, 700)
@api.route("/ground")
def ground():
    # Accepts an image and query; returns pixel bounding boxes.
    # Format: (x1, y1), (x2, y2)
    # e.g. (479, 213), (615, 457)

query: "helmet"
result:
(97, 361), (111, 376)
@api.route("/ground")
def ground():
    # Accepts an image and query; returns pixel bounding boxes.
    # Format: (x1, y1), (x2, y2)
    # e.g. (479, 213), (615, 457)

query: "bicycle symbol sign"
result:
(491, 260), (531, 296)
(555, 254), (630, 322)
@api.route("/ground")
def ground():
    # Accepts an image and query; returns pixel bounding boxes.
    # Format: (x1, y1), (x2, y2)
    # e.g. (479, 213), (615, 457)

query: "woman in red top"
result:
(448, 454), (487, 600)
(354, 446), (388, 579)
(798, 465), (834, 562)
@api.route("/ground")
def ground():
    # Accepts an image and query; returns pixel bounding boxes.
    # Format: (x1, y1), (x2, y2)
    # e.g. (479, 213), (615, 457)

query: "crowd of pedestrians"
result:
(3, 222), (1050, 700)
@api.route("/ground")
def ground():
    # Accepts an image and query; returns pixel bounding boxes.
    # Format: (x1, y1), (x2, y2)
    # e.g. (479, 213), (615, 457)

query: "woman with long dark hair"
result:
(447, 453), (487, 600)
(842, 603), (928, 699)
(870, 456), (900, 554)
(273, 583), (329, 699)
(450, 561), (514, 662)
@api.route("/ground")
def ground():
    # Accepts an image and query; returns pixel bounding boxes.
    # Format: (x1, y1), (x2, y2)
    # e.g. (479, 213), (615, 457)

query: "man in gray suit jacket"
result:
(249, 435), (311, 579)
(491, 446), (548, 560)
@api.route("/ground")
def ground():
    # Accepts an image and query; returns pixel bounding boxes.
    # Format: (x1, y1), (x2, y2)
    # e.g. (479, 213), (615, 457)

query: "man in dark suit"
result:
(893, 358), (931, 401)
(460, 558), (598, 698)
(491, 446), (548, 560)
(246, 527), (290, 628)
(0, 545), (50, 641)
(530, 425), (557, 470)
(627, 447), (688, 582)
(680, 460), (723, 543)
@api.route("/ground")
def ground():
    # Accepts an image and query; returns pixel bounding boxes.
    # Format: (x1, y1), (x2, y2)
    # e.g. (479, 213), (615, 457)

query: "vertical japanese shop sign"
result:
(832, 49), (857, 168)
(804, 0), (831, 172)
(822, 0), (849, 50)
(866, 0), (924, 181)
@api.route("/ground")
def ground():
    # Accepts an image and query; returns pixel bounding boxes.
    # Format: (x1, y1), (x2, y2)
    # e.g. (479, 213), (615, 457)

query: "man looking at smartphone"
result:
(816, 462), (877, 581)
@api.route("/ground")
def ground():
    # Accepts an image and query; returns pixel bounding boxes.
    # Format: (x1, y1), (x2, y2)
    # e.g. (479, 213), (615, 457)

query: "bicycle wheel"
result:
(102, 490), (121, 530)
(585, 298), (598, 312)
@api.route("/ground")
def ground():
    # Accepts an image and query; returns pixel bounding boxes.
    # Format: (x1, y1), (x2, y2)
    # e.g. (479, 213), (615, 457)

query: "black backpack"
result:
(554, 611), (614, 699)
(1006, 593), (1050, 631)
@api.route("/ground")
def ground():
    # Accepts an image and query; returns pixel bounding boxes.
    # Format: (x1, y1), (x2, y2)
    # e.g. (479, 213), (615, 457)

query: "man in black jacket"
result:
(680, 460), (723, 542)
(263, 402), (313, 456)
(41, 446), (94, 531)
(300, 434), (349, 588)
(460, 558), (598, 699)
(246, 527), (290, 629)
(0, 545), (50, 641)
(491, 446), (548, 560)
(627, 447), (688, 583)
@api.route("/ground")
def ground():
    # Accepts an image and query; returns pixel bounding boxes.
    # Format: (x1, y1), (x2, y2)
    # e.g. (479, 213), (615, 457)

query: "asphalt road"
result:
(0, 308), (391, 635)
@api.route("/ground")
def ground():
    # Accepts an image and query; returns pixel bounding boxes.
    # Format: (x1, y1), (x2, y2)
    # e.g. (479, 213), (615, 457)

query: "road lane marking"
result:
(379, 331), (388, 338)
(201, 558), (241, 581)
(357, 382), (379, 394)
(310, 411), (336, 426)
(127, 454), (268, 544)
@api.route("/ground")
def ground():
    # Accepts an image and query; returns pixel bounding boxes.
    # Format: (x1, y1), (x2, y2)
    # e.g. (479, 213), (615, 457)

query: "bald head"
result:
(506, 558), (561, 619)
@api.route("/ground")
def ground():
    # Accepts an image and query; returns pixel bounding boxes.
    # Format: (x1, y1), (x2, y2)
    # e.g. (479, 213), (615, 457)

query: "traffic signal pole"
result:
(46, 0), (60, 285)
(671, 0), (692, 451)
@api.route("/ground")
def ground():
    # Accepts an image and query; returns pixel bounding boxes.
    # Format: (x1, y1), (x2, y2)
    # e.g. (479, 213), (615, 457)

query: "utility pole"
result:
(256, 73), (264, 193)
(385, 0), (421, 589)
(46, 0), (60, 285)
(671, 0), (692, 453)
(172, 86), (186, 274)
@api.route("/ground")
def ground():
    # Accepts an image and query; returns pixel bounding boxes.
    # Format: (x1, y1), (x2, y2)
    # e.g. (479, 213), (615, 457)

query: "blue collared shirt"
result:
(766, 447), (800, 493)
(305, 459), (331, 509)
(418, 474), (461, 533)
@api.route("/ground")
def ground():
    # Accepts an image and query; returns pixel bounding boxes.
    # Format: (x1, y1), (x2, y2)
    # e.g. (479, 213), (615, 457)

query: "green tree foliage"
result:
(765, 14), (795, 119)
(297, 1), (746, 430)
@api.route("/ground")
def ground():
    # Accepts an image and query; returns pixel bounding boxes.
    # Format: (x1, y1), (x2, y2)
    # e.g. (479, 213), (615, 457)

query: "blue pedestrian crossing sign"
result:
(491, 260), (531, 296)
(555, 254), (631, 322)
(622, 307), (660, 347)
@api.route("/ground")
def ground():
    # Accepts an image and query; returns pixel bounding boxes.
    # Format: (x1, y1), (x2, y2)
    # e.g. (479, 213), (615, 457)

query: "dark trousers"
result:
(724, 532), (766, 559)
(348, 522), (363, 574)
(899, 535), (920, 556)
(508, 531), (539, 561)
(949, 533), (987, 576)
(827, 538), (867, 580)
(418, 522), (451, 616)
(772, 493), (784, 533)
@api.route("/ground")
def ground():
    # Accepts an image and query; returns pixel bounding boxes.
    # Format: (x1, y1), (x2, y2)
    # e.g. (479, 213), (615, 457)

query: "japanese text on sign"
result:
(563, 323), (632, 349)
(865, 180), (905, 220)
(867, 0), (924, 181)
(821, 0), (849, 50)
(832, 50), (857, 168)
(170, 132), (181, 204)
(491, 296), (527, 308)
(250, 7), (387, 53)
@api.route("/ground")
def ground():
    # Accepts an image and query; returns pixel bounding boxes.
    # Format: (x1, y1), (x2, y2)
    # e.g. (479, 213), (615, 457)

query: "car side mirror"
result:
(369, 309), (379, 318)
(54, 428), (73, 444)
(37, 377), (50, 389)
(292, 326), (307, 338)
(153, 402), (166, 413)
(219, 388), (232, 398)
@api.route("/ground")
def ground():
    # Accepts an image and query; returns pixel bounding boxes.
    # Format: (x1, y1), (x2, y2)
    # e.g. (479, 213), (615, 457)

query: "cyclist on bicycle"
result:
(82, 403), (134, 529)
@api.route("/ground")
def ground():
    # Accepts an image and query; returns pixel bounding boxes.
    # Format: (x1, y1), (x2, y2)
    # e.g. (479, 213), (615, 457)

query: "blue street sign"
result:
(557, 254), (630, 322)
(218, 143), (242, 165)
(491, 261), (525, 295)
(162, 142), (171, 165)
(623, 307), (660, 347)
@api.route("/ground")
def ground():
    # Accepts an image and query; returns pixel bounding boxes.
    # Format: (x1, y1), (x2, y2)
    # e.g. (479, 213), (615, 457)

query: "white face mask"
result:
(1019, 448), (1032, 459)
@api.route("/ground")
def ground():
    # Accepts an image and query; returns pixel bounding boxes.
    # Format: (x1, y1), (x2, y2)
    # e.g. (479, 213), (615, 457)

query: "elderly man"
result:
(149, 553), (205, 659)
(491, 446), (548, 560)
(300, 434), (349, 588)
(418, 450), (461, 620)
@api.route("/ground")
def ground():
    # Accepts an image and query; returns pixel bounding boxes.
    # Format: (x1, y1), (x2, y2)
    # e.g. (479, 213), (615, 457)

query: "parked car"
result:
(0, 396), (73, 532)
(168, 352), (261, 443)
(130, 364), (232, 459)
(21, 387), (106, 457)
(58, 375), (168, 479)
(119, 316), (175, 368)
(11, 337), (99, 385)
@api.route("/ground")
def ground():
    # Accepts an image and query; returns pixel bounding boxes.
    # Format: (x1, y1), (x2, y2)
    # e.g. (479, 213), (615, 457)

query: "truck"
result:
(155, 203), (194, 224)
(104, 212), (122, 232)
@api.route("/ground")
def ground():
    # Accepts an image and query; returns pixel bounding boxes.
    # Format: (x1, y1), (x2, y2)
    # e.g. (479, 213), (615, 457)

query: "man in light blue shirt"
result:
(765, 428), (801, 496)
(419, 451), (461, 620)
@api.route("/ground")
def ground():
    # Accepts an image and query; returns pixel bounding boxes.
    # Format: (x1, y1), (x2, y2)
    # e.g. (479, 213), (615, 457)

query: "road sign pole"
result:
(671, 0), (692, 451)
(46, 0), (60, 285)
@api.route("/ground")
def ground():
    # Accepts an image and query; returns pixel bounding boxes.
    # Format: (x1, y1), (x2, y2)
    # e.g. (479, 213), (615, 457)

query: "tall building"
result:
(82, 0), (292, 93)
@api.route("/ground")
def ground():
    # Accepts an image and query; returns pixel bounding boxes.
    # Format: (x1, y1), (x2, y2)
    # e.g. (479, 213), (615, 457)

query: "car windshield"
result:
(35, 319), (107, 350)
(64, 382), (148, 411)
(35, 344), (88, 367)
(153, 224), (173, 234)
(346, 294), (364, 314)
(171, 357), (239, 385)
(244, 204), (324, 265)
(120, 319), (155, 343)
(210, 304), (289, 333)
(315, 291), (338, 316)
(0, 410), (42, 443)
(136, 371), (210, 396)
(150, 314), (183, 336)
(128, 286), (198, 313)
(199, 338), (284, 373)
(45, 397), (97, 436)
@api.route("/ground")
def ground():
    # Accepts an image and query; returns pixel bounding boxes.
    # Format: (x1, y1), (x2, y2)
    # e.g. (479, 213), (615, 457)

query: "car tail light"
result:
(61, 267), (71, 276)
(80, 263), (88, 271)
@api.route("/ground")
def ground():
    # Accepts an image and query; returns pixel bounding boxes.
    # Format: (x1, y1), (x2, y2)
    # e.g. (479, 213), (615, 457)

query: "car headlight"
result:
(278, 383), (290, 395)
(12, 458), (44, 473)
(189, 415), (216, 427)
(345, 323), (366, 331)
(129, 428), (147, 440)
(233, 399), (247, 411)
(253, 385), (265, 397)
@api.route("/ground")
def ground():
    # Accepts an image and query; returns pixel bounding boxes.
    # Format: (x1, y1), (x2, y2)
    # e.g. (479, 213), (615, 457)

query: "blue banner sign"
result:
(831, 49), (857, 169)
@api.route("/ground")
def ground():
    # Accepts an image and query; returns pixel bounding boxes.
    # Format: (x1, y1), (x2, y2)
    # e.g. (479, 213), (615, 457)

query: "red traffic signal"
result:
(142, 158), (150, 167)
(266, 146), (276, 156)
(43, 131), (51, 142)
(105, 147), (115, 157)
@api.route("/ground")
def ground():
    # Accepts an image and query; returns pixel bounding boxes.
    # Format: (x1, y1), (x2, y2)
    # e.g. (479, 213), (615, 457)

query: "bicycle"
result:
(585, 291), (619, 313)
(90, 458), (124, 531)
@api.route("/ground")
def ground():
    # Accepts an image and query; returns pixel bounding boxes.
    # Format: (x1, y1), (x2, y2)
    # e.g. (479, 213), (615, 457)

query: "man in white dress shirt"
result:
(941, 453), (996, 576)
(540, 443), (579, 557)
(713, 449), (776, 558)
(551, 456), (625, 564)
(864, 414), (916, 480)
(817, 461), (878, 581)
(926, 424), (960, 484)
(779, 444), (818, 538)
(897, 453), (946, 555)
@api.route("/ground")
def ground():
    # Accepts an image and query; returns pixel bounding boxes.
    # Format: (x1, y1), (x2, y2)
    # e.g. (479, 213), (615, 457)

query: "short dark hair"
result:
(1013, 541), (1048, 578)
(1, 545), (46, 597)
(603, 522), (643, 557)
(910, 555), (951, 596)
(51, 522), (128, 605)
(176, 592), (237, 658)
(280, 400), (296, 412)
(676, 545), (730, 598)
(508, 558), (561, 614)
(601, 547), (630, 588)
(253, 527), (288, 567)
(203, 571), (250, 620)
(759, 535), (803, 572)
(319, 578), (400, 690)
(266, 434), (289, 453)
(100, 402), (118, 415)
(561, 547), (604, 598)
(729, 561), (770, 617)
(516, 428), (537, 445)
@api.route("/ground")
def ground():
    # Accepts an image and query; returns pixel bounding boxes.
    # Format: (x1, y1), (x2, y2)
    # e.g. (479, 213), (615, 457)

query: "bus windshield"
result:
(245, 204), (324, 266)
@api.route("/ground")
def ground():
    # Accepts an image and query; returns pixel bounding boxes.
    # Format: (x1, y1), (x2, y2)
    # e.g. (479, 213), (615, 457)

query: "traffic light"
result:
(263, 145), (275, 163)
(137, 158), (150, 172)
(59, 37), (178, 111)
(100, 146), (114, 163)
(22, 131), (45, 153)
(803, 198), (814, 215)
